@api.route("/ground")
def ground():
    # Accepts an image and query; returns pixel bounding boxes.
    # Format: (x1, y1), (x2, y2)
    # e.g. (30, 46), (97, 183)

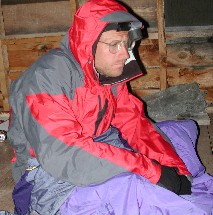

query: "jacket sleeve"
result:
(8, 52), (161, 186)
(111, 84), (191, 177)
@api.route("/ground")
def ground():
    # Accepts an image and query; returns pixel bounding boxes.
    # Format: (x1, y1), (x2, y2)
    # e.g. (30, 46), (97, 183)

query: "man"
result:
(4, 0), (213, 214)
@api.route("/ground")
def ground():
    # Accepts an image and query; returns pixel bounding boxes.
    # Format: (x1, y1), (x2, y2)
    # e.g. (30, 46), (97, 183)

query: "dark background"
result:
(165, 0), (213, 27)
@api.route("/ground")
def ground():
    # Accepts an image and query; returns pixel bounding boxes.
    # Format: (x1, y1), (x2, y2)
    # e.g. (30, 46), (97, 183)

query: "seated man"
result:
(3, 0), (212, 214)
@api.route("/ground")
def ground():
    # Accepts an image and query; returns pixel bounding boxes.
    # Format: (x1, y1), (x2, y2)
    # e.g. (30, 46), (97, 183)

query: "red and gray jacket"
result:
(8, 0), (190, 185)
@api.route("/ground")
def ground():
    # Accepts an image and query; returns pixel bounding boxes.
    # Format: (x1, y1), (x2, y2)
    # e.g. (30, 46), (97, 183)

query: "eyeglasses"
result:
(98, 40), (135, 54)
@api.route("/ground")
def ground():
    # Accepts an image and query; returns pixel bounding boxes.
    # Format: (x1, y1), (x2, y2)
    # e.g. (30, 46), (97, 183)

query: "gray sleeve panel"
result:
(8, 109), (31, 182)
(8, 49), (127, 185)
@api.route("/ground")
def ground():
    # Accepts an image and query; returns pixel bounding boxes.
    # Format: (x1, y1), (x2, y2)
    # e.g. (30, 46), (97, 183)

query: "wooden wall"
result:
(0, 0), (213, 112)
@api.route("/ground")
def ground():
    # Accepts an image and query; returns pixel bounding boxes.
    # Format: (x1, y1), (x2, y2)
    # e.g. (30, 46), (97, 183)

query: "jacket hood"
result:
(69, 0), (142, 87)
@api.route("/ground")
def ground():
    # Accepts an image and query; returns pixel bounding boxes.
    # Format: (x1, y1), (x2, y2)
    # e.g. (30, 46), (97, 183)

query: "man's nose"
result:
(120, 43), (130, 59)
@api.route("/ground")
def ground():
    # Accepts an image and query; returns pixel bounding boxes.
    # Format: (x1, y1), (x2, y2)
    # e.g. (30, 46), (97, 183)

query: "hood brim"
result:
(100, 11), (139, 23)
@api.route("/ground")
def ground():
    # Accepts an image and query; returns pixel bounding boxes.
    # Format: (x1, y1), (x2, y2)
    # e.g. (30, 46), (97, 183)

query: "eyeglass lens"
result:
(109, 40), (135, 54)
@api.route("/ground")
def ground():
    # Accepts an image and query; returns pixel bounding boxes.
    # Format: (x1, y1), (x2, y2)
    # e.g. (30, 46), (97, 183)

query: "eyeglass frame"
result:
(98, 40), (135, 54)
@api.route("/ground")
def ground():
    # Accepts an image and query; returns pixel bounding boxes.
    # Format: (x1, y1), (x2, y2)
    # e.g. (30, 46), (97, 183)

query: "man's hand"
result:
(179, 174), (192, 195)
(157, 165), (192, 195)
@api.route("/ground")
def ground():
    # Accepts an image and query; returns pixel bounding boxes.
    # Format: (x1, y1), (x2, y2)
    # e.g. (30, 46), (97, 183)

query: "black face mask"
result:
(117, 22), (142, 43)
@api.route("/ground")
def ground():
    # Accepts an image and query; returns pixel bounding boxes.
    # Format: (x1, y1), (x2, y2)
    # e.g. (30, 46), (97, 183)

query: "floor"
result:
(0, 114), (213, 213)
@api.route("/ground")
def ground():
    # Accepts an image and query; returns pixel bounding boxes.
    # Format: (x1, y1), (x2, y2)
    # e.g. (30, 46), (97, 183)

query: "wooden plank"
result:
(2, 0), (67, 4)
(0, 94), (3, 107)
(139, 39), (159, 67)
(146, 32), (158, 40)
(130, 68), (160, 89)
(205, 88), (213, 105)
(167, 43), (213, 67)
(0, 41), (5, 71)
(131, 88), (160, 98)
(7, 40), (60, 69)
(1, 44), (9, 71)
(0, 4), (6, 109)
(8, 70), (23, 80)
(0, 41), (9, 111)
(166, 36), (213, 45)
(2, 95), (9, 111)
(4, 26), (211, 42)
(139, 31), (212, 68)
(0, 4), (5, 38)
(206, 105), (213, 113)
(167, 67), (213, 89)
(2, 33), (64, 44)
(0, 43), (9, 113)
(2, 2), (71, 35)
(165, 25), (213, 38)
(156, 0), (167, 90)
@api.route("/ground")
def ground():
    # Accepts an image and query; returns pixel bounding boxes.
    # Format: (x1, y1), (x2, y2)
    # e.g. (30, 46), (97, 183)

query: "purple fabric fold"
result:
(60, 172), (213, 215)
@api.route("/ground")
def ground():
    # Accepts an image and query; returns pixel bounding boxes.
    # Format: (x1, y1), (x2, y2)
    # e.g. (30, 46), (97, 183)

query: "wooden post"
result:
(69, 0), (79, 24)
(0, 4), (10, 111)
(156, 0), (167, 90)
(0, 44), (10, 111)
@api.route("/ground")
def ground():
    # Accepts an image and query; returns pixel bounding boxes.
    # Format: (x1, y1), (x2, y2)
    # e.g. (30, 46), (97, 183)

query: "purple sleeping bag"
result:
(60, 120), (213, 215)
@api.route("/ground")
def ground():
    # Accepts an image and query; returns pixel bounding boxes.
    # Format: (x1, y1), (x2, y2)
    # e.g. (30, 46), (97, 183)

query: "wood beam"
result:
(0, 4), (10, 111)
(0, 3), (5, 38)
(69, 0), (79, 24)
(156, 0), (167, 90)
(0, 41), (10, 111)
